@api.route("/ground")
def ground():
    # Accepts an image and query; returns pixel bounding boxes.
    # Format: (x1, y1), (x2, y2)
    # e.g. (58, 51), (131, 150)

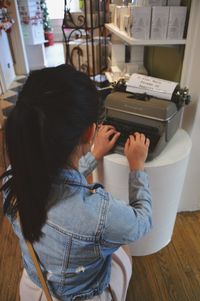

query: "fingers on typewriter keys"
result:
(132, 132), (150, 146)
(99, 125), (115, 132)
(140, 133), (146, 143)
(132, 132), (141, 140)
(98, 125), (114, 135)
(145, 138), (150, 147)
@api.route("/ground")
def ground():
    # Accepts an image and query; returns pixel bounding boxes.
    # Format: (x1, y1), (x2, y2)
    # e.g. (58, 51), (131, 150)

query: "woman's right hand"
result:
(91, 125), (120, 160)
(124, 132), (150, 171)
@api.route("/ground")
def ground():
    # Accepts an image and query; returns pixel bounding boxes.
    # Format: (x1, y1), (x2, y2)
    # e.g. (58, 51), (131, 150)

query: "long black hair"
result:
(0, 64), (101, 243)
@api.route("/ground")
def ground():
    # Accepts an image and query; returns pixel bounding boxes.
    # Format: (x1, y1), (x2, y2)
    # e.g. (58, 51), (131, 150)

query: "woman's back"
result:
(11, 174), (110, 300)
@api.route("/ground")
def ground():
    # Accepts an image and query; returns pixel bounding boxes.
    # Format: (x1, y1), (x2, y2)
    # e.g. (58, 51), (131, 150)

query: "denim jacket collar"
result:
(58, 168), (103, 191)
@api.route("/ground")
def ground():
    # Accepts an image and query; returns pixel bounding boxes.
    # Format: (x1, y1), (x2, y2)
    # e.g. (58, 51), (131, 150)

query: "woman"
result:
(1, 64), (152, 301)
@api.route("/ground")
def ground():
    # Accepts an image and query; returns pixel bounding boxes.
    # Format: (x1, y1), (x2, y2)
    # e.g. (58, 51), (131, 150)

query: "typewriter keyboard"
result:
(104, 118), (161, 153)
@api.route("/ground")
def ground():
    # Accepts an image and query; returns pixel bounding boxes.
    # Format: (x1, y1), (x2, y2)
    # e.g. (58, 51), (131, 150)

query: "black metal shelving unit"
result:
(62, 0), (109, 78)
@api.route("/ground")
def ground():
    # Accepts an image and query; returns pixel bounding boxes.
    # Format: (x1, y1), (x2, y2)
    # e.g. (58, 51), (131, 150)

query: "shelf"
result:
(105, 23), (187, 46)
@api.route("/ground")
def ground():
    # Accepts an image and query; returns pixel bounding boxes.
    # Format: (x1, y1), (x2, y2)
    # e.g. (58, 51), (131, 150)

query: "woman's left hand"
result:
(91, 125), (120, 160)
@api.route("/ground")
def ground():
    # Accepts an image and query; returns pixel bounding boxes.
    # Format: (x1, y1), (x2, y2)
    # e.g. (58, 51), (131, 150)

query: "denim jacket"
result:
(7, 152), (152, 301)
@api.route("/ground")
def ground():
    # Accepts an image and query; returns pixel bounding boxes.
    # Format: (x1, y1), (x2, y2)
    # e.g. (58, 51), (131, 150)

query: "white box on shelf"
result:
(151, 7), (170, 40)
(123, 15), (131, 35)
(167, 6), (187, 39)
(130, 6), (151, 40)
(114, 6), (121, 28)
(109, 4), (116, 23)
(167, 0), (181, 5)
(119, 6), (130, 31)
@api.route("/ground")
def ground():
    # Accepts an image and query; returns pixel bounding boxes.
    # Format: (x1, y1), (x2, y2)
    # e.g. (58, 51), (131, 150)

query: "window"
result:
(46, 0), (80, 19)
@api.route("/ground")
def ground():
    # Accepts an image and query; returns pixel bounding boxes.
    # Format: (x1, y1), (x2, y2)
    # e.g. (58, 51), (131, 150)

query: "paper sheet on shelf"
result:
(126, 73), (178, 100)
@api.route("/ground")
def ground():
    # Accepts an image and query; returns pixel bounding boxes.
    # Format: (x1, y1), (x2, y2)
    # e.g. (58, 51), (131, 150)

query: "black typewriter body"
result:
(103, 92), (182, 161)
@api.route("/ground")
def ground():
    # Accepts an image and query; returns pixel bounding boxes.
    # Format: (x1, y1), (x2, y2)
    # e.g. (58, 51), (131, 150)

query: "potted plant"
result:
(40, 0), (54, 46)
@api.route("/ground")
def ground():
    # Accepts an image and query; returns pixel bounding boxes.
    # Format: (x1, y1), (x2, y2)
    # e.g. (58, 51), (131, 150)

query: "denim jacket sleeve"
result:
(101, 170), (152, 247)
(78, 152), (98, 177)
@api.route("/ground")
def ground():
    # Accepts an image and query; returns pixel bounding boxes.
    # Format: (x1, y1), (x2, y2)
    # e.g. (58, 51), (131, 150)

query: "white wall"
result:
(0, 30), (15, 90)
(9, 0), (29, 75)
(25, 44), (47, 70)
(178, 0), (200, 211)
(13, 0), (46, 72)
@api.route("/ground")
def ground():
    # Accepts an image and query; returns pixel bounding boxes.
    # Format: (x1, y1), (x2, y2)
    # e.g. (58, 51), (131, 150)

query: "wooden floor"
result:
(126, 211), (200, 301)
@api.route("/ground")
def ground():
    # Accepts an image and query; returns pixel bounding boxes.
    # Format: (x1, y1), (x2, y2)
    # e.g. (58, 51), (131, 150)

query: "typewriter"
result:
(103, 91), (187, 161)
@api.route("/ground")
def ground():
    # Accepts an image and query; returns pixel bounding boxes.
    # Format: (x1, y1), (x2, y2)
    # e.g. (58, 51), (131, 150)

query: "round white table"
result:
(93, 129), (192, 256)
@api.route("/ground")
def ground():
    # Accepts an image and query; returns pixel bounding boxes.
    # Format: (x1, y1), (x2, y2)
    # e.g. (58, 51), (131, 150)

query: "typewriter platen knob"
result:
(185, 95), (191, 105)
(183, 87), (191, 105)
(172, 85), (191, 109)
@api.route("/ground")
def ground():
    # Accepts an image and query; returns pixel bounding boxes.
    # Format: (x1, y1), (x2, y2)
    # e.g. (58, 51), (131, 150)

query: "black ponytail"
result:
(1, 64), (101, 242)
